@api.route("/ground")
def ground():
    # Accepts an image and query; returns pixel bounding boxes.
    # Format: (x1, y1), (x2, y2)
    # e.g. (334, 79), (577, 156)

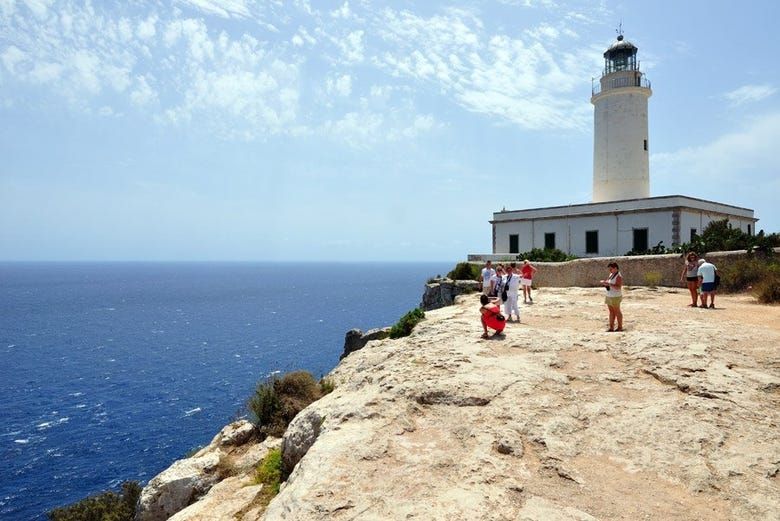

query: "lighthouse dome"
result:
(604, 35), (637, 58)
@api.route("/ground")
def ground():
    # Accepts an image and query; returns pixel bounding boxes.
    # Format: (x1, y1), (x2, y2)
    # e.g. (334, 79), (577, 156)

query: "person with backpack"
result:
(479, 294), (506, 338)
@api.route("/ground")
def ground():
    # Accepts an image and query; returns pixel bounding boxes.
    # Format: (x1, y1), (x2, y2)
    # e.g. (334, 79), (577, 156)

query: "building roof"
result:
(491, 195), (757, 223)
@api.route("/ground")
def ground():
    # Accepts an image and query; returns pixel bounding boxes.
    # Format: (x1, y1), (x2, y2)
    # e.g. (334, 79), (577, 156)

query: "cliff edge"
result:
(144, 287), (780, 520)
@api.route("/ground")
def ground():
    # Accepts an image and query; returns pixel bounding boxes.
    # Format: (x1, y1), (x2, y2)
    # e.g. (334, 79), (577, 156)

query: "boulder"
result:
(340, 327), (390, 359)
(135, 452), (221, 521)
(281, 407), (325, 478)
(420, 278), (480, 311)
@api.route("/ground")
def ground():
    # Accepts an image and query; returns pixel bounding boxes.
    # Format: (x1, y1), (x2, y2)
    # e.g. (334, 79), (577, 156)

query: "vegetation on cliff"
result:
(48, 481), (140, 521)
(389, 308), (426, 339)
(248, 371), (331, 438)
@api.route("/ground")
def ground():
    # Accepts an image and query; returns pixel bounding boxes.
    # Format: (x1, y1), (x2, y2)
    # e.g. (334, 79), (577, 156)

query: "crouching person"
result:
(480, 294), (506, 339)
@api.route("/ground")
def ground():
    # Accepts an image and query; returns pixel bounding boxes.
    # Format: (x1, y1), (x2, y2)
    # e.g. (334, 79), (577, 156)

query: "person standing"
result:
(479, 294), (506, 338)
(490, 266), (505, 301)
(599, 262), (623, 332)
(520, 259), (537, 303)
(504, 263), (521, 321)
(697, 257), (718, 309)
(480, 260), (495, 296)
(679, 252), (700, 307)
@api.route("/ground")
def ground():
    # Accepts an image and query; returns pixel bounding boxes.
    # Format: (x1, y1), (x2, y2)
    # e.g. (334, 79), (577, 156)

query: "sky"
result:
(1, 0), (778, 262)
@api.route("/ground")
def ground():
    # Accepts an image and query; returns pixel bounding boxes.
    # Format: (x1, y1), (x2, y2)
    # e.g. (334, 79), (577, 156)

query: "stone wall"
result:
(466, 250), (761, 288)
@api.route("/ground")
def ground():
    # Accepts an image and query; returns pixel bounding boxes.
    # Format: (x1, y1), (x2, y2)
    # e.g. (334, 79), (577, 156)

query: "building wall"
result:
(679, 210), (755, 241)
(592, 86), (651, 202)
(494, 210), (674, 257)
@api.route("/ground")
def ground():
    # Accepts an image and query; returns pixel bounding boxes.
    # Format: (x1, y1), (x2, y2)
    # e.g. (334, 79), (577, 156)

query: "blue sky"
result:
(1, 0), (778, 261)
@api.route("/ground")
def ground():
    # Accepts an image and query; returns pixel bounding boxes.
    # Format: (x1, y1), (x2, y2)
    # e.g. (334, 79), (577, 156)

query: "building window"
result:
(509, 234), (519, 254)
(633, 228), (649, 252)
(748, 224), (752, 236)
(544, 233), (556, 250)
(586, 230), (599, 254)
(690, 228), (697, 242)
(643, 139), (648, 151)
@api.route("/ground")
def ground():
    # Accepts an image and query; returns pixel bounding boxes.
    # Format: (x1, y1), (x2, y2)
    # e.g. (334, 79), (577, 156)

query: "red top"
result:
(483, 304), (506, 332)
(521, 265), (534, 279)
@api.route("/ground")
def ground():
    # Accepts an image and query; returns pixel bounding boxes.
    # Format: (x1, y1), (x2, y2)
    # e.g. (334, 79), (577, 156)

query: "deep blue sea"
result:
(0, 262), (450, 520)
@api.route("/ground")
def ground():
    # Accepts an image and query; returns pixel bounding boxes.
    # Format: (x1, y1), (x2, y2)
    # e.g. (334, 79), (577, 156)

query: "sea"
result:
(0, 261), (451, 520)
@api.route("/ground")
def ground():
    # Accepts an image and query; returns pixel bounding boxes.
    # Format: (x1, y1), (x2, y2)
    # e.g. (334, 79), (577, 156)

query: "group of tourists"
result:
(478, 252), (721, 338)
(478, 260), (536, 339)
(680, 252), (720, 308)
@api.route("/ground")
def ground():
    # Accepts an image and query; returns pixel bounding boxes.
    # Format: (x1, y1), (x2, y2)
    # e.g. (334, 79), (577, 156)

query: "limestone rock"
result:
(340, 327), (390, 359)
(281, 406), (325, 478)
(259, 287), (780, 520)
(420, 278), (481, 311)
(135, 452), (221, 521)
(167, 476), (262, 521)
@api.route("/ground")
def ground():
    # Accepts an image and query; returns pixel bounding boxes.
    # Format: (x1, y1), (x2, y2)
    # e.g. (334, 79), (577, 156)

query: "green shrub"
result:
(319, 377), (335, 396)
(717, 257), (775, 292)
(248, 371), (322, 438)
(446, 262), (481, 280)
(643, 271), (662, 287)
(520, 248), (576, 262)
(754, 266), (780, 304)
(389, 308), (425, 339)
(254, 448), (282, 506)
(48, 481), (141, 521)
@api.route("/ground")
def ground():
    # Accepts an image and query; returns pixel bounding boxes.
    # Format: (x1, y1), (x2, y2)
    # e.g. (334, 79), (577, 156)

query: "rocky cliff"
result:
(138, 286), (780, 520)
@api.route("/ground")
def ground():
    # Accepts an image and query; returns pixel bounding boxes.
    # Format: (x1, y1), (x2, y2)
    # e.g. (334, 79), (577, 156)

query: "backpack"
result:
(501, 274), (511, 302)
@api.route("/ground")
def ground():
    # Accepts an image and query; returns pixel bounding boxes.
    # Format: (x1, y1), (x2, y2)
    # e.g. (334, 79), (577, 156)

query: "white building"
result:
(480, 34), (757, 259)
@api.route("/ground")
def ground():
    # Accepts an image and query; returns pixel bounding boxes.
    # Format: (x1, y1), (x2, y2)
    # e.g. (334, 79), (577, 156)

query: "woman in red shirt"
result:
(480, 294), (506, 338)
(520, 260), (537, 303)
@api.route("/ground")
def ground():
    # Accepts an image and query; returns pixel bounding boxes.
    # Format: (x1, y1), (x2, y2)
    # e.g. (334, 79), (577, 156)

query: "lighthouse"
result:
(478, 32), (757, 259)
(591, 34), (652, 202)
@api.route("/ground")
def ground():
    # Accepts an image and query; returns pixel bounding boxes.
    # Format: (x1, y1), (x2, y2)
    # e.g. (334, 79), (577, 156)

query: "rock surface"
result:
(421, 278), (481, 310)
(341, 327), (391, 360)
(136, 420), (280, 521)
(262, 287), (780, 520)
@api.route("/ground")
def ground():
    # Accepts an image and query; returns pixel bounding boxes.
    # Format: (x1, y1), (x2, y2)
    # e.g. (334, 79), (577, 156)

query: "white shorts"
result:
(521, 278), (532, 287)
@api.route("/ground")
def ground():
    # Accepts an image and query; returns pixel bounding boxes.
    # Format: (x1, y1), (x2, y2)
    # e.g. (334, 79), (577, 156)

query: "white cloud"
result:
(525, 22), (559, 40)
(130, 75), (157, 106)
(175, 0), (251, 19)
(29, 61), (63, 83)
(0, 0), (17, 18)
(326, 74), (352, 97)
(374, 8), (597, 130)
(292, 26), (316, 47)
(652, 112), (780, 183)
(330, 1), (351, 19)
(1, 45), (26, 73)
(338, 30), (364, 63)
(137, 15), (158, 41)
(722, 84), (776, 106)
(22, 0), (52, 18)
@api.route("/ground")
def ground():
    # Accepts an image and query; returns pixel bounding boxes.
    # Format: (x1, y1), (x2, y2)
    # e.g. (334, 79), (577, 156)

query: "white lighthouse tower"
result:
(591, 33), (652, 202)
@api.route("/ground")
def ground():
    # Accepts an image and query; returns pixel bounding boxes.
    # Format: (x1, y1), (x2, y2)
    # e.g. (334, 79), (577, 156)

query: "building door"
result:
(633, 228), (648, 252)
(509, 234), (519, 254)
(544, 233), (556, 250)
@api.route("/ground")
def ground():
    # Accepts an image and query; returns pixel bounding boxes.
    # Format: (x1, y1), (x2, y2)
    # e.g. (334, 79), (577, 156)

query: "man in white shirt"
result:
(697, 257), (718, 309)
(480, 260), (496, 296)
